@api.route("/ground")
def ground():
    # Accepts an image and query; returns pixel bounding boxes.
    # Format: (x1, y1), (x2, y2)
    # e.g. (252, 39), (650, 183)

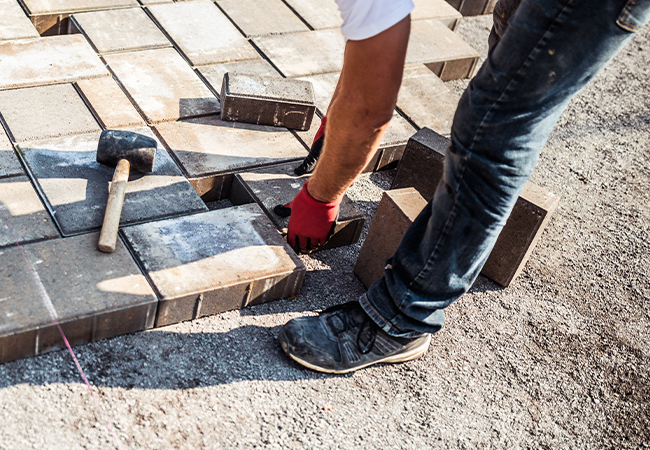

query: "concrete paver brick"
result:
(0, 127), (23, 179)
(122, 205), (306, 327)
(445, 0), (496, 16)
(231, 162), (365, 251)
(154, 115), (307, 200)
(0, 84), (101, 143)
(253, 29), (346, 78)
(407, 19), (480, 80)
(216, 0), (309, 37)
(147, 1), (260, 67)
(0, 0), (40, 41)
(282, 0), (343, 30)
(71, 7), (171, 54)
(413, 0), (463, 30)
(198, 60), (282, 97)
(76, 77), (146, 129)
(104, 48), (220, 123)
(354, 188), (427, 288)
(0, 35), (110, 90)
(0, 175), (60, 248)
(397, 64), (459, 136)
(220, 73), (316, 131)
(0, 232), (157, 364)
(18, 127), (207, 235)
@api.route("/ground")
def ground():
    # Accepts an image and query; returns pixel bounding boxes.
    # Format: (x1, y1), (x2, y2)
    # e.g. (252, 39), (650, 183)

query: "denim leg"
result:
(360, 0), (650, 337)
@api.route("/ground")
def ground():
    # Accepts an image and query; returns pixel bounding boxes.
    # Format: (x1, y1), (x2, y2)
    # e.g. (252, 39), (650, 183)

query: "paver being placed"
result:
(354, 188), (427, 289)
(0, 84), (101, 143)
(0, 127), (22, 179)
(0, 0), (40, 41)
(282, 0), (343, 30)
(154, 115), (307, 200)
(104, 47), (220, 123)
(18, 127), (207, 235)
(198, 60), (282, 97)
(123, 205), (306, 327)
(396, 64), (459, 136)
(413, 0), (463, 29)
(220, 73), (316, 131)
(0, 232), (157, 364)
(76, 77), (146, 129)
(407, 19), (480, 80)
(253, 29), (346, 78)
(216, 0), (309, 37)
(147, 1), (260, 67)
(230, 162), (365, 251)
(0, 35), (110, 90)
(445, 0), (496, 16)
(71, 7), (171, 54)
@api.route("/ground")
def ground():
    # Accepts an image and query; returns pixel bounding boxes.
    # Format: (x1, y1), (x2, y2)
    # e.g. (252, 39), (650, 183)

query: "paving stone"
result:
(396, 64), (459, 136)
(354, 188), (427, 288)
(0, 35), (110, 90)
(390, 127), (561, 287)
(282, 0), (343, 30)
(0, 84), (101, 143)
(18, 127), (207, 235)
(407, 19), (480, 80)
(230, 162), (364, 251)
(154, 115), (307, 200)
(71, 7), (171, 54)
(0, 127), (22, 179)
(198, 60), (282, 97)
(220, 73), (315, 131)
(0, 0), (40, 41)
(76, 77), (146, 129)
(122, 205), (306, 327)
(104, 48), (220, 123)
(0, 176), (60, 248)
(216, 0), (309, 37)
(413, 0), (463, 29)
(253, 29), (346, 78)
(0, 232), (157, 364)
(147, 1), (260, 67)
(445, 0), (496, 16)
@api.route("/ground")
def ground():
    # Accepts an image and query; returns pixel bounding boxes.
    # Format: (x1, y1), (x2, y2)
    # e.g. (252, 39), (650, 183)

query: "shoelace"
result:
(323, 302), (378, 354)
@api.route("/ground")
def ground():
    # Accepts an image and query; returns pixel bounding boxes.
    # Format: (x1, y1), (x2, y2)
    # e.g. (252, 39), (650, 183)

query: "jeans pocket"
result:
(616, 0), (650, 32)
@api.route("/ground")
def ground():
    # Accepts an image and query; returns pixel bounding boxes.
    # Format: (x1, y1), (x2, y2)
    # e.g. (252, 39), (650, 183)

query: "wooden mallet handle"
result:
(98, 159), (130, 253)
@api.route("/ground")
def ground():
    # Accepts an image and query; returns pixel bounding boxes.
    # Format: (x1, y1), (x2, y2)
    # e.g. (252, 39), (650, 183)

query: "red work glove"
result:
(294, 116), (327, 176)
(284, 181), (341, 253)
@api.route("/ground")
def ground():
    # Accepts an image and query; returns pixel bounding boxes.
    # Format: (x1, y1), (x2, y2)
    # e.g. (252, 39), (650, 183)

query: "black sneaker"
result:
(278, 301), (431, 374)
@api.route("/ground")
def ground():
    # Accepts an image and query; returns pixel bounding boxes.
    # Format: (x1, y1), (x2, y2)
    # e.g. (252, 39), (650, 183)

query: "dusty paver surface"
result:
(0, 15), (648, 450)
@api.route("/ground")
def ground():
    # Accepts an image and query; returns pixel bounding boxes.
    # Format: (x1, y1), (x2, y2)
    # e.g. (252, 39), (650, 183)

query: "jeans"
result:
(360, 0), (650, 337)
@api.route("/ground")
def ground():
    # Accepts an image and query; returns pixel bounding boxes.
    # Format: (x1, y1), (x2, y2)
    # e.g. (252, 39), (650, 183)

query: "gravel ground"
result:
(1, 16), (648, 450)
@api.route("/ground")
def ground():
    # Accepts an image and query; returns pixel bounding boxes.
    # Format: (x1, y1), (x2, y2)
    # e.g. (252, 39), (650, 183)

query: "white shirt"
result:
(336, 0), (415, 41)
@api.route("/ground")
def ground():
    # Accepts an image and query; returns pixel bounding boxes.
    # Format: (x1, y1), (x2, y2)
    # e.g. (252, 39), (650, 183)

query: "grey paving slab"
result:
(283, 0), (343, 30)
(413, 0), (463, 29)
(0, 84), (101, 143)
(0, 127), (22, 179)
(220, 73), (315, 130)
(76, 77), (146, 129)
(230, 162), (364, 251)
(445, 0), (496, 16)
(154, 115), (307, 200)
(20, 0), (139, 15)
(147, 1), (260, 67)
(396, 64), (459, 136)
(407, 19), (480, 80)
(17, 127), (207, 235)
(253, 29), (346, 78)
(123, 205), (306, 327)
(104, 48), (220, 123)
(70, 7), (171, 54)
(198, 60), (282, 96)
(0, 0), (40, 41)
(0, 232), (157, 364)
(216, 0), (309, 37)
(0, 35), (110, 90)
(0, 175), (60, 248)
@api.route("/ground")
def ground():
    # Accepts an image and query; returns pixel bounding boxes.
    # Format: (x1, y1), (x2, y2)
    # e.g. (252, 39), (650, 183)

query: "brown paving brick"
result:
(147, 1), (260, 67)
(0, 175), (60, 248)
(0, 84), (101, 143)
(0, 232), (157, 364)
(198, 60), (282, 97)
(220, 73), (315, 130)
(216, 0), (309, 37)
(445, 0), (496, 16)
(76, 77), (146, 129)
(18, 127), (207, 235)
(282, 0), (343, 30)
(104, 48), (220, 123)
(0, 0), (40, 41)
(230, 162), (364, 251)
(413, 0), (463, 29)
(122, 206), (306, 327)
(0, 35), (109, 90)
(0, 127), (22, 179)
(71, 7), (171, 54)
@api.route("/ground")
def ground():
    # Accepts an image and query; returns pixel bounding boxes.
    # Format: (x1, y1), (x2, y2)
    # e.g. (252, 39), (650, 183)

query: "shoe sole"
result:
(283, 334), (432, 374)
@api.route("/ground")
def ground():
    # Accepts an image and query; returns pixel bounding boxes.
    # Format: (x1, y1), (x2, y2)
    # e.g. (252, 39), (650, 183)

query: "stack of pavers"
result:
(0, 0), (505, 364)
